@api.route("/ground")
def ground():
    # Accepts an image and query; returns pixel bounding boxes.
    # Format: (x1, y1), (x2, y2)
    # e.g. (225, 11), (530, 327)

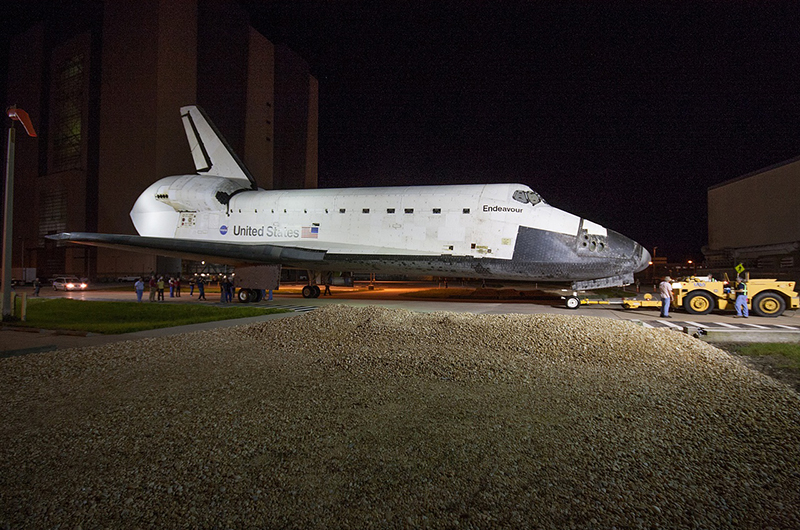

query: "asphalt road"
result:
(2, 281), (799, 355)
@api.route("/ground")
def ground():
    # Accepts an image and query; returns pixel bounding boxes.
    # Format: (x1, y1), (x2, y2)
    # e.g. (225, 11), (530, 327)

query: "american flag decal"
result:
(301, 226), (319, 238)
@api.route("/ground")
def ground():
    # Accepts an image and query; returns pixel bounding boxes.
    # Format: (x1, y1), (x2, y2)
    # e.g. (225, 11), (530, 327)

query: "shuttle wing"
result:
(48, 232), (325, 267)
(180, 105), (258, 189)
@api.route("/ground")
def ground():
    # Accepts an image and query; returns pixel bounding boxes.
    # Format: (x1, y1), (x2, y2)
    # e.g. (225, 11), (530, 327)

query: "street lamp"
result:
(2, 106), (37, 320)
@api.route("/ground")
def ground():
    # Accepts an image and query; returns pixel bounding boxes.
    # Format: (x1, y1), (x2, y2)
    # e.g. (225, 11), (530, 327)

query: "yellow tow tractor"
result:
(622, 274), (799, 317)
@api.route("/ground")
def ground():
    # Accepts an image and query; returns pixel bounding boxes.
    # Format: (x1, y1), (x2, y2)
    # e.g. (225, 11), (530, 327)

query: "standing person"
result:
(734, 277), (749, 318)
(221, 277), (232, 303)
(197, 277), (206, 300)
(659, 276), (675, 318)
(157, 276), (165, 301)
(323, 272), (332, 296)
(134, 277), (144, 302)
(175, 277), (181, 297)
(189, 277), (195, 296)
(32, 278), (41, 297)
(169, 277), (175, 297)
(149, 276), (157, 302)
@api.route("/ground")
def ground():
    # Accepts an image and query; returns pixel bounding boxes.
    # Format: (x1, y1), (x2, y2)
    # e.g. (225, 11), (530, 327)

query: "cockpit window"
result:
(512, 189), (544, 206)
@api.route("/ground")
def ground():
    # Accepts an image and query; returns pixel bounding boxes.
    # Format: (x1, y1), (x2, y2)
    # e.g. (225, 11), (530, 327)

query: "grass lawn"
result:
(724, 342), (800, 370)
(8, 298), (291, 334)
(721, 342), (800, 393)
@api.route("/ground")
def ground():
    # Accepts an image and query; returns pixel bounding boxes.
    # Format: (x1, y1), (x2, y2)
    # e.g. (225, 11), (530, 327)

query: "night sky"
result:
(3, 2), (800, 263)
(246, 1), (800, 262)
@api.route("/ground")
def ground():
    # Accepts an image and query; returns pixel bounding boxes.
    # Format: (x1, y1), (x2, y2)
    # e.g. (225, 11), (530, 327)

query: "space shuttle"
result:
(50, 105), (651, 299)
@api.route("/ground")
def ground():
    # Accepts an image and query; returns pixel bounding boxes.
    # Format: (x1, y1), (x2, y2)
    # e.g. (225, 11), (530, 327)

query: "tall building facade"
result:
(4, 0), (318, 279)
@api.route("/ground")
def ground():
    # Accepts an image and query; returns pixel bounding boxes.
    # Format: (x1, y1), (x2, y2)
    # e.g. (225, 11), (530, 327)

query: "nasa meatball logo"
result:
(219, 225), (228, 236)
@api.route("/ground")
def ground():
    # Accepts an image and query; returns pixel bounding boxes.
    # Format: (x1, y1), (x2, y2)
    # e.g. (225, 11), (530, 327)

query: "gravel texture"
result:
(1, 305), (799, 529)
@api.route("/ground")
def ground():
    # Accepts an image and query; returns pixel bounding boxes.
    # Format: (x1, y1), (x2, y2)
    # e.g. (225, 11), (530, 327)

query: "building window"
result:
(387, 208), (395, 214)
(339, 208), (346, 214)
(362, 208), (370, 214)
(404, 208), (414, 214)
(39, 188), (67, 242)
(463, 208), (470, 214)
(757, 257), (777, 269)
(432, 208), (441, 214)
(51, 54), (84, 172)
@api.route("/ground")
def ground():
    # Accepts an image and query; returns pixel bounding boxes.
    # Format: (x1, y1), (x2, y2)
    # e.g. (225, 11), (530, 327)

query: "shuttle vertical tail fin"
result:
(180, 105), (258, 189)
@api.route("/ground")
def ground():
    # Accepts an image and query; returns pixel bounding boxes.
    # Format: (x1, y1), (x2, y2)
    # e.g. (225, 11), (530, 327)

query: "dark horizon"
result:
(3, 1), (799, 263)
(245, 1), (800, 263)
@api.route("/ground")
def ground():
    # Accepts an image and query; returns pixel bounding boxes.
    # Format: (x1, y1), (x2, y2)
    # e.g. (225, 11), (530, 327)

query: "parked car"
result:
(52, 276), (88, 291)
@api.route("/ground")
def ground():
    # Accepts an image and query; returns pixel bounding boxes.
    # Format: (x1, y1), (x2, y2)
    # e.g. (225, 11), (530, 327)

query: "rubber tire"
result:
(302, 285), (314, 298)
(252, 289), (263, 303)
(752, 292), (785, 317)
(312, 285), (321, 298)
(237, 288), (252, 303)
(683, 291), (714, 315)
(565, 296), (580, 310)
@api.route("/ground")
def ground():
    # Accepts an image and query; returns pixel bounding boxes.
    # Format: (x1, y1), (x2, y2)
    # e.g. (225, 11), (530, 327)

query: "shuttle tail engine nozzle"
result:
(155, 175), (249, 212)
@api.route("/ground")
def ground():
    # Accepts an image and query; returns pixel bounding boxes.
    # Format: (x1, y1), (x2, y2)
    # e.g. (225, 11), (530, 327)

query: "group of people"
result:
(130, 274), (284, 304)
(133, 275), (207, 302)
(132, 275), (189, 302)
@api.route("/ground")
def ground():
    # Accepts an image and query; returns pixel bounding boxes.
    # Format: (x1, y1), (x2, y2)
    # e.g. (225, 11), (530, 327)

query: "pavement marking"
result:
(639, 320), (800, 333)
(739, 322), (770, 329)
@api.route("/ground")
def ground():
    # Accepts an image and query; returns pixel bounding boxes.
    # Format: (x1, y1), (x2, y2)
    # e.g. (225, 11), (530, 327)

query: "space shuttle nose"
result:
(634, 243), (651, 273)
(604, 229), (650, 274)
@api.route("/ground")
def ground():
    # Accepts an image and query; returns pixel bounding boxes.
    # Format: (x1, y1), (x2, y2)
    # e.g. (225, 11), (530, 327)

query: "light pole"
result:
(2, 106), (37, 320)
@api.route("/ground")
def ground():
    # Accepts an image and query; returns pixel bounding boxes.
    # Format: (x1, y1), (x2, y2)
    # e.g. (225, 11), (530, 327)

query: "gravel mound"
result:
(1, 305), (798, 529)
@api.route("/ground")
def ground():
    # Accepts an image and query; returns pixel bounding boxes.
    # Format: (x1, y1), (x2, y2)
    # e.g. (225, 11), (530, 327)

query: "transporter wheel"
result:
(302, 285), (314, 298)
(312, 285), (321, 298)
(237, 288), (252, 303)
(252, 289), (263, 303)
(565, 296), (581, 310)
(752, 292), (785, 317)
(684, 291), (714, 315)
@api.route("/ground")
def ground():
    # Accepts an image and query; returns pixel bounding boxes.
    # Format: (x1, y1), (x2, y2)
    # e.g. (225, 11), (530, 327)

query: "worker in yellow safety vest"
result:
(734, 277), (749, 318)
